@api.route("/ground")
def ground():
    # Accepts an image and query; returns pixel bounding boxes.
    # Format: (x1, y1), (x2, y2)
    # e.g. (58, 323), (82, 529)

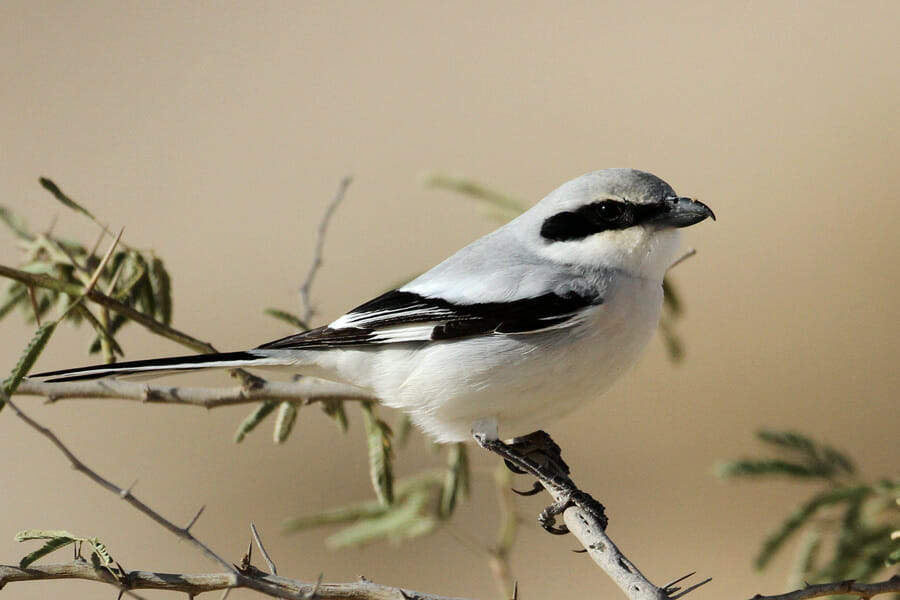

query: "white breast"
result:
(372, 274), (665, 442)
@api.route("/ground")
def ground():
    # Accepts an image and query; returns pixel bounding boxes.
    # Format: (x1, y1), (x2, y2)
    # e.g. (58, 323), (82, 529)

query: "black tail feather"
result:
(31, 351), (263, 383)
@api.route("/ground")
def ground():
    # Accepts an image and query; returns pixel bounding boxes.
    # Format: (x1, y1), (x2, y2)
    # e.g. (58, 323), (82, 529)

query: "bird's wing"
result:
(255, 289), (602, 350)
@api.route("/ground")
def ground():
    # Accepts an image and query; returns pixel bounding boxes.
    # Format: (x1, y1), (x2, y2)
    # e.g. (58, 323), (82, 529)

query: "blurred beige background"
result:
(1, 2), (897, 599)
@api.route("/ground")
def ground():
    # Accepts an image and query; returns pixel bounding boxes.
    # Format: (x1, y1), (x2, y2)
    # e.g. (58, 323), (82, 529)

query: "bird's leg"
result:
(473, 429), (608, 534)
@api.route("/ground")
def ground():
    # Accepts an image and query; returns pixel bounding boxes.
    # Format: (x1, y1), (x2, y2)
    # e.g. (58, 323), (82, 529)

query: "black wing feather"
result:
(256, 289), (601, 350)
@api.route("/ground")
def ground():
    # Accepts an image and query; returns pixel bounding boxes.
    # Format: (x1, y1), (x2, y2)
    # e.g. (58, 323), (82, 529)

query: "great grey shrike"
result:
(34, 169), (715, 447)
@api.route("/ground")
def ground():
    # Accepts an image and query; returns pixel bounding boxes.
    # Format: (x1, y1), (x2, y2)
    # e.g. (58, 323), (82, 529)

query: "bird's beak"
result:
(650, 196), (716, 228)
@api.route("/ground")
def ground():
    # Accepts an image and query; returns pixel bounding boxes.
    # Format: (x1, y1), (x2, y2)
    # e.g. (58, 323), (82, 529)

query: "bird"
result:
(33, 169), (713, 448)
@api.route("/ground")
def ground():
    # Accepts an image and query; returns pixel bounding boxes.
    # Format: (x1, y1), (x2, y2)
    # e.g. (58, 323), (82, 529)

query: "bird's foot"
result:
(538, 487), (608, 534)
(507, 430), (571, 477)
(473, 430), (572, 491)
(473, 430), (606, 534)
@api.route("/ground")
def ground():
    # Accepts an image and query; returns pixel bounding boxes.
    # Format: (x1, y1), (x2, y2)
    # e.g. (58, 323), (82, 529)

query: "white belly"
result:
(359, 275), (665, 443)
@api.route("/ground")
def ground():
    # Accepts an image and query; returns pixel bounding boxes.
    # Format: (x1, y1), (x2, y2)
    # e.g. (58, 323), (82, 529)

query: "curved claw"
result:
(539, 516), (569, 535)
(538, 501), (571, 535)
(511, 481), (543, 496)
(503, 458), (528, 475)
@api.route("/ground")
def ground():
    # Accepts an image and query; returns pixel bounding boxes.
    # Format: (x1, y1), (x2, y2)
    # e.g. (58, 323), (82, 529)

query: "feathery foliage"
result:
(0, 178), (174, 361)
(718, 430), (900, 586)
(15, 529), (116, 575)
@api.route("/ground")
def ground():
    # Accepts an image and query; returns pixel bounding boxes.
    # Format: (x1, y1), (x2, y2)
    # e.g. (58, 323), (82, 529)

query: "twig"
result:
(747, 576), (900, 600)
(250, 524), (278, 575)
(667, 248), (697, 272)
(298, 176), (352, 324)
(16, 377), (376, 408)
(488, 465), (518, 600)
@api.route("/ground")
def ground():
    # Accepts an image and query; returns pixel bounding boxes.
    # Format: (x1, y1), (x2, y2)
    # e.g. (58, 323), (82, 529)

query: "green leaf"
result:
(393, 414), (413, 448)
(73, 304), (124, 358)
(326, 491), (435, 548)
(282, 499), (390, 532)
(757, 429), (817, 454)
(149, 257), (173, 325)
(112, 252), (148, 304)
(0, 286), (28, 320)
(755, 485), (872, 569)
(319, 399), (348, 433)
(15, 529), (79, 542)
(440, 443), (469, 519)
(423, 172), (527, 222)
(264, 308), (308, 330)
(821, 445), (856, 477)
(130, 253), (156, 319)
(0, 205), (34, 241)
(234, 401), (278, 443)
(658, 318), (685, 363)
(87, 537), (113, 567)
(715, 458), (833, 479)
(88, 313), (127, 354)
(788, 530), (822, 589)
(39, 177), (98, 222)
(662, 276), (683, 316)
(15, 530), (79, 568)
(274, 402), (299, 444)
(2, 321), (57, 403)
(361, 403), (394, 506)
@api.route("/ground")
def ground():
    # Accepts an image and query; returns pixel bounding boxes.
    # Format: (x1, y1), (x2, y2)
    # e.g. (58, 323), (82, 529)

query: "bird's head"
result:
(524, 169), (715, 281)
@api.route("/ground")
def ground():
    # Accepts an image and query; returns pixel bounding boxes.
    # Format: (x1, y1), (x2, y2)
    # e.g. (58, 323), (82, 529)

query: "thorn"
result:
(121, 480), (138, 498)
(663, 572), (696, 590)
(669, 577), (712, 599)
(572, 548), (588, 553)
(306, 573), (323, 600)
(511, 581), (518, 600)
(239, 537), (252, 572)
(219, 587), (232, 600)
(184, 504), (206, 532)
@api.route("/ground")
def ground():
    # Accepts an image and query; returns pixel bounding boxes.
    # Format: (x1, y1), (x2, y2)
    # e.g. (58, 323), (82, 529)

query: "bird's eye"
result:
(593, 200), (625, 222)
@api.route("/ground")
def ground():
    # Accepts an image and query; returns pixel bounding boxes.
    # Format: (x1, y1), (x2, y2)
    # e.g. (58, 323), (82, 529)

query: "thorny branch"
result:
(0, 389), (474, 600)
(0, 561), (476, 600)
(15, 376), (376, 408)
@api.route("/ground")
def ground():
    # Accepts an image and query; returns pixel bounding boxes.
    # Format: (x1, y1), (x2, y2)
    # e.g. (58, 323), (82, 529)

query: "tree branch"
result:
(0, 561), (477, 600)
(15, 377), (376, 408)
(550, 487), (710, 600)
(1, 389), (475, 600)
(748, 576), (900, 600)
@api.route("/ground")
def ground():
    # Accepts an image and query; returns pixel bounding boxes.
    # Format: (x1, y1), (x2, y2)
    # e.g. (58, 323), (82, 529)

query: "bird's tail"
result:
(30, 351), (289, 383)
